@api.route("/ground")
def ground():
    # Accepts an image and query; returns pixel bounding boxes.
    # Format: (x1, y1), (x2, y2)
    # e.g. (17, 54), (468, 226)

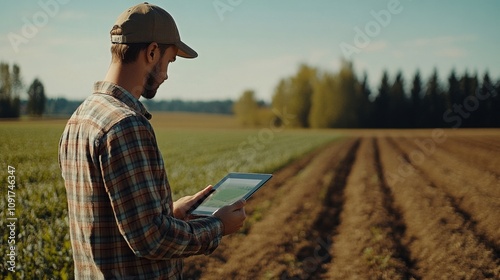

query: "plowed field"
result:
(184, 130), (500, 280)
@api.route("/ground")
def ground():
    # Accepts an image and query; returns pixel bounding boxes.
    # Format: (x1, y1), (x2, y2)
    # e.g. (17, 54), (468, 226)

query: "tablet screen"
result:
(190, 173), (272, 216)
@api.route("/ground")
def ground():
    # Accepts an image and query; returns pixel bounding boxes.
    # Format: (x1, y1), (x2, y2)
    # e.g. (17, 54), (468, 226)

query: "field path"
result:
(184, 132), (500, 280)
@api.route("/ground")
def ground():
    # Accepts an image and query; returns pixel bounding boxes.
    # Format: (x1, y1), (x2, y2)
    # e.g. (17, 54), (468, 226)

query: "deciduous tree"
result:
(0, 63), (22, 118)
(27, 78), (46, 116)
(233, 89), (259, 126)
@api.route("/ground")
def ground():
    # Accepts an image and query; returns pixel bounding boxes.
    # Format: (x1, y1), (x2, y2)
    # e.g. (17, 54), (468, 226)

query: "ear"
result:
(145, 42), (159, 63)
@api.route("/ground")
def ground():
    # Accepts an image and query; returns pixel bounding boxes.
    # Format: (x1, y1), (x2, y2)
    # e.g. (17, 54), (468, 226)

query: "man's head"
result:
(109, 2), (197, 98)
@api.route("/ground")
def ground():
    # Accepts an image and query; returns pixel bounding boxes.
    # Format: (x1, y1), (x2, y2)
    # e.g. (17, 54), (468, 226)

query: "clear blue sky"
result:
(1, 0), (499, 102)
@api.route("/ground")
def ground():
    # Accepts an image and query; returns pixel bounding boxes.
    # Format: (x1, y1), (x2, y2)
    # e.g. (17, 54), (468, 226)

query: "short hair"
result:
(110, 25), (172, 63)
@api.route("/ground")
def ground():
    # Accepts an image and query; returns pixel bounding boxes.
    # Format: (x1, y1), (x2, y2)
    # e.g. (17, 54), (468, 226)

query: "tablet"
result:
(189, 172), (273, 216)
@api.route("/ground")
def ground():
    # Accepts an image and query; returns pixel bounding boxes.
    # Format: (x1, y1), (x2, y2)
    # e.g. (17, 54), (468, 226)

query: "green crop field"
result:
(0, 113), (339, 279)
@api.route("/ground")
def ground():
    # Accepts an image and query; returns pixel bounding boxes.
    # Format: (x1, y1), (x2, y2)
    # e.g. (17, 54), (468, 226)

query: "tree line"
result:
(234, 61), (500, 128)
(0, 63), (46, 118)
(0, 62), (235, 118)
(142, 99), (233, 115)
(44, 98), (234, 116)
(4, 60), (499, 127)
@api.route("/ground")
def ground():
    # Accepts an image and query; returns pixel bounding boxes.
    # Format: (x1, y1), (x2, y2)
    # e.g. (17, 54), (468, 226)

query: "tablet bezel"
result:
(189, 172), (273, 216)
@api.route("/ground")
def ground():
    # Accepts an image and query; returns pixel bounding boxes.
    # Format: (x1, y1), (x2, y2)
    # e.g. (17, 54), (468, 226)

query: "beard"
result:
(142, 62), (165, 99)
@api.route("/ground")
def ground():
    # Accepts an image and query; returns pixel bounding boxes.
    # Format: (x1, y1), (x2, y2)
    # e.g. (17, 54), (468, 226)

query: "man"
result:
(58, 3), (246, 279)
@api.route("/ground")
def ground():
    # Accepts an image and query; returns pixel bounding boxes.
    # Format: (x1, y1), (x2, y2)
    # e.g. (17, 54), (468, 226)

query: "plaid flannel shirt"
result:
(58, 81), (223, 279)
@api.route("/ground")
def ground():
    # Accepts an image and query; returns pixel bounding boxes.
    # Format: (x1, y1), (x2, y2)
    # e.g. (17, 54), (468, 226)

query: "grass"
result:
(0, 113), (339, 279)
(0, 119), (71, 279)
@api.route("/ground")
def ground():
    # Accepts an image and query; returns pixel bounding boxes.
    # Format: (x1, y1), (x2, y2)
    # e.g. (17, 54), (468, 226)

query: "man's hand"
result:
(213, 200), (247, 235)
(173, 185), (213, 220)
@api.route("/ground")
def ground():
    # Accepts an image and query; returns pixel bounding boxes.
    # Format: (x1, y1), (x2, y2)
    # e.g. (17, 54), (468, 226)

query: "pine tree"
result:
(494, 78), (500, 127)
(471, 72), (488, 127)
(373, 71), (391, 128)
(423, 69), (444, 127)
(357, 72), (372, 128)
(457, 71), (481, 127)
(447, 69), (461, 106)
(410, 71), (423, 127)
(388, 71), (409, 128)
(480, 72), (497, 127)
(468, 73), (480, 127)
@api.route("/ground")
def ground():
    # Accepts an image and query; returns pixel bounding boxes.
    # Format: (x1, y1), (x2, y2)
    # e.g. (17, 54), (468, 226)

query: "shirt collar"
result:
(93, 81), (152, 120)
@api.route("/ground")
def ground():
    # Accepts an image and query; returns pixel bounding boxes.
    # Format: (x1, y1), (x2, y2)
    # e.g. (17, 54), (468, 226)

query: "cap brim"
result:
(176, 41), (198, 59)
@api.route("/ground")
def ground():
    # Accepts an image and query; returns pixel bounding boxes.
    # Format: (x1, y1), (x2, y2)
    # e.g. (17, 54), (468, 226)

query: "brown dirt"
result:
(183, 129), (500, 280)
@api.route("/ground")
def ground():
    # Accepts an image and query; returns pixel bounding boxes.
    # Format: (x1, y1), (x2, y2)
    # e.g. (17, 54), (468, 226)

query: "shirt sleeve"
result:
(97, 115), (223, 260)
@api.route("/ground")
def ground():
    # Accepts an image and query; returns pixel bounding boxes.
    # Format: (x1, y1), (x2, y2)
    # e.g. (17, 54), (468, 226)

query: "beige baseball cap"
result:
(111, 2), (198, 58)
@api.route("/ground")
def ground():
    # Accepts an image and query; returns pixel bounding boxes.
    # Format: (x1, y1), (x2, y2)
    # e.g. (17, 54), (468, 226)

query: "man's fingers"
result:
(231, 199), (246, 211)
(199, 185), (213, 196)
(192, 185), (213, 201)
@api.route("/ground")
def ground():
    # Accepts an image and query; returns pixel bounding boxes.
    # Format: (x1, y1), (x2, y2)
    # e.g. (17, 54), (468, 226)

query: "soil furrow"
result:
(389, 137), (500, 260)
(322, 138), (417, 279)
(182, 131), (500, 279)
(468, 135), (500, 149)
(396, 135), (500, 221)
(446, 195), (500, 260)
(281, 138), (361, 280)
(381, 137), (500, 279)
(454, 135), (500, 152)
(372, 138), (419, 279)
(482, 135), (500, 146)
(432, 137), (500, 178)
(184, 139), (357, 279)
(388, 136), (500, 200)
